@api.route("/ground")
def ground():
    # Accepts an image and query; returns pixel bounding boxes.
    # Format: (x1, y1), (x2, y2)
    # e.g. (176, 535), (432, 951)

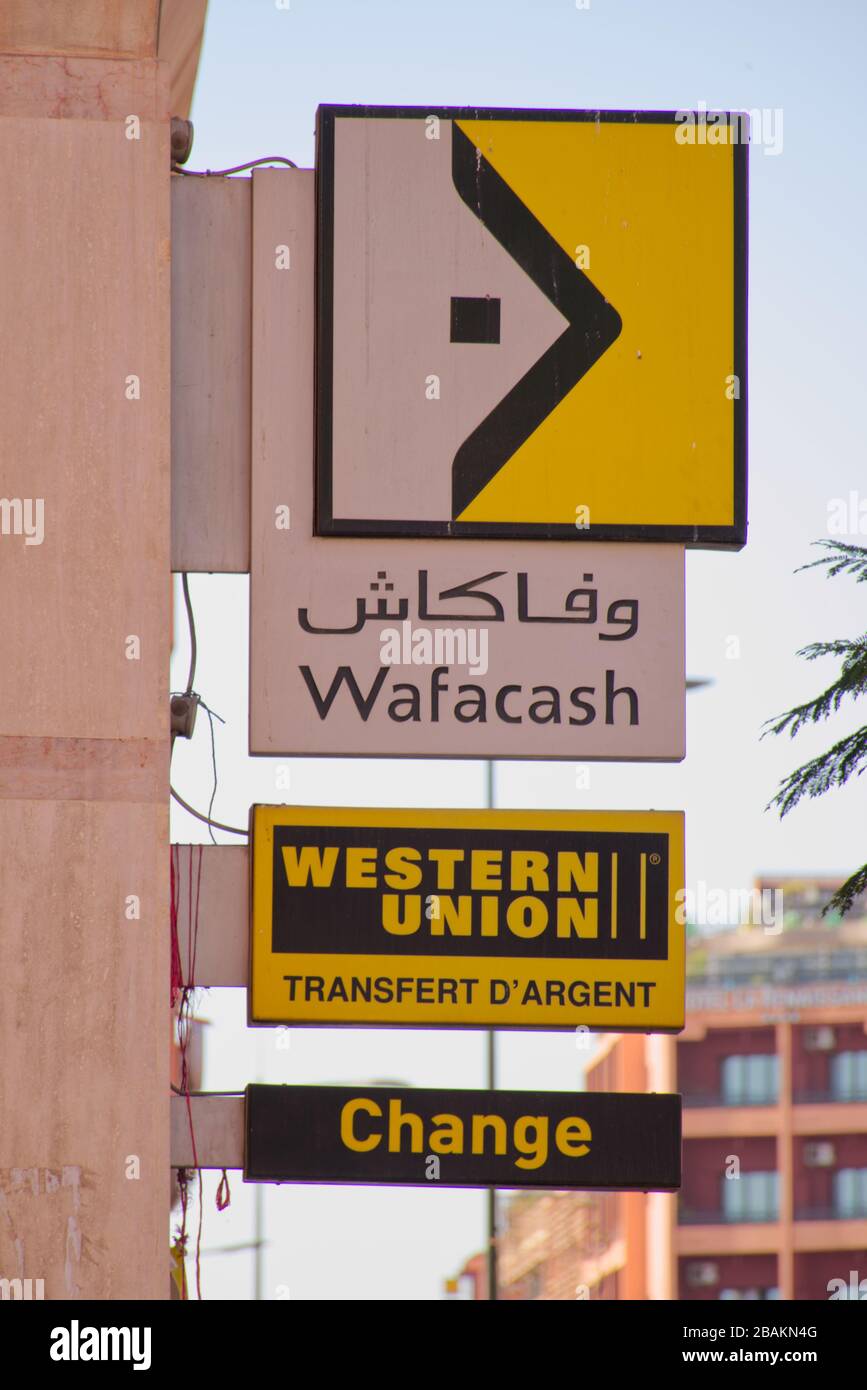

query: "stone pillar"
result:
(0, 2), (172, 1299)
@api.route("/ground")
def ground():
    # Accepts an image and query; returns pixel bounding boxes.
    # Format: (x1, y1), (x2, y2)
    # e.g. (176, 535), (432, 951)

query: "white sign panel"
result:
(249, 169), (685, 761)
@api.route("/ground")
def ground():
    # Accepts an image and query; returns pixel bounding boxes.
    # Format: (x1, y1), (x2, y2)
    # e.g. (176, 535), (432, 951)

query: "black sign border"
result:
(269, 822), (671, 962)
(315, 104), (748, 550)
(248, 805), (686, 1035)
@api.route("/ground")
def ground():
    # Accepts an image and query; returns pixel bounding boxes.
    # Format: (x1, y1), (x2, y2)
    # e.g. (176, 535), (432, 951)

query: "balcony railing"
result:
(682, 1206), (867, 1224)
(684, 1088), (867, 1107)
(679, 1208), (779, 1225)
(793, 1088), (867, 1105)
(794, 1206), (867, 1222)
(686, 948), (867, 990)
(681, 1091), (778, 1108)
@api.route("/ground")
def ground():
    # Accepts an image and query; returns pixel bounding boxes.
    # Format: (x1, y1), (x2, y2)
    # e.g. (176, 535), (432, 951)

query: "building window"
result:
(721, 1054), (779, 1105)
(833, 1168), (867, 1218)
(721, 1171), (779, 1222)
(720, 1287), (780, 1300)
(830, 1051), (867, 1102)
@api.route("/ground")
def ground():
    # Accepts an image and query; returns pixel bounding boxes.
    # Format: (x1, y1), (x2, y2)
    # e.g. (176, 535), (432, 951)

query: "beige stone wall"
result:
(0, 9), (172, 1299)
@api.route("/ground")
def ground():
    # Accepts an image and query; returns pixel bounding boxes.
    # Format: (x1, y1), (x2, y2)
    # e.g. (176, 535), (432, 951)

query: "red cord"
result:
(173, 845), (205, 1297)
(216, 1169), (231, 1211)
(170, 846), (182, 1006)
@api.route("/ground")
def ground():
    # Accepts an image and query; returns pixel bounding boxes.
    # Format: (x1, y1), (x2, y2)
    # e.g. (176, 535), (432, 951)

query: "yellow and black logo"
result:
(316, 105), (746, 547)
(250, 806), (685, 1030)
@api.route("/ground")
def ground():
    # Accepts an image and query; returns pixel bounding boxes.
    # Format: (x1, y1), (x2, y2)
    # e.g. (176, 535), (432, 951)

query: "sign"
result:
(250, 532), (684, 759)
(248, 167), (685, 761)
(250, 805), (685, 1031)
(316, 105), (747, 547)
(244, 1084), (682, 1190)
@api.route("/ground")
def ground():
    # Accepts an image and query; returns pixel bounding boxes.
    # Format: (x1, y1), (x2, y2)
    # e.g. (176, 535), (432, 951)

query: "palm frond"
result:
(824, 863), (867, 917)
(798, 539), (867, 583)
(766, 726), (867, 817)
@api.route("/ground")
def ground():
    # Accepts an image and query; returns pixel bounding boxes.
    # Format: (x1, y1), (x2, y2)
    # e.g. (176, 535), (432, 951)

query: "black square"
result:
(450, 295), (501, 344)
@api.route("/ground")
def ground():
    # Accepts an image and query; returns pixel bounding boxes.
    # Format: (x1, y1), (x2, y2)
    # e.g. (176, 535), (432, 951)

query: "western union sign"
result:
(245, 1084), (682, 1190)
(250, 805), (685, 1030)
(316, 105), (747, 547)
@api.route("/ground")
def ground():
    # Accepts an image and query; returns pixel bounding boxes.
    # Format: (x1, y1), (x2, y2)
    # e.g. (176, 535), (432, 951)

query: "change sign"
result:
(316, 105), (747, 546)
(245, 1084), (682, 1191)
(250, 805), (685, 1030)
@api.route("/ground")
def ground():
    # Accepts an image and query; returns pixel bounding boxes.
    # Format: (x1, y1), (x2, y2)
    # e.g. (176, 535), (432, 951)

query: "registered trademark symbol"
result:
(649, 853), (661, 866)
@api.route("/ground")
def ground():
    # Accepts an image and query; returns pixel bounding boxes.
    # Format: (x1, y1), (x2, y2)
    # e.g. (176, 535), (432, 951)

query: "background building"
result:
(474, 880), (867, 1299)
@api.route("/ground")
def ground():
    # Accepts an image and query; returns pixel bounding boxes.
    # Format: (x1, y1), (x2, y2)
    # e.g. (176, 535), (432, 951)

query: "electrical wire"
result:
(170, 568), (246, 1298)
(172, 156), (298, 177)
(203, 701), (225, 846)
(181, 573), (197, 696)
(170, 785), (248, 838)
(169, 698), (239, 837)
(171, 574), (248, 838)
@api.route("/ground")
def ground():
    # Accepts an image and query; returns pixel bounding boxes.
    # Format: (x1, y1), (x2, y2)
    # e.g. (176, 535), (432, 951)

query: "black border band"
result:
(315, 105), (748, 549)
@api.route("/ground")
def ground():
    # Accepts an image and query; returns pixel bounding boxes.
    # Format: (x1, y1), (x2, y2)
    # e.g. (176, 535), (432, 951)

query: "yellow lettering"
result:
(430, 1113), (464, 1154)
(381, 894), (421, 935)
(282, 844), (339, 888)
(509, 851), (549, 891)
(556, 897), (598, 939)
(506, 896), (548, 938)
(340, 1098), (382, 1152)
(480, 895), (499, 937)
(345, 847), (378, 888)
(430, 894), (473, 936)
(470, 850), (502, 890)
(388, 1099), (424, 1153)
(471, 1114), (507, 1155)
(343, 1102), (590, 1168)
(555, 1116), (591, 1158)
(556, 852), (598, 893)
(428, 848), (464, 889)
(383, 846), (423, 890)
(514, 1116), (548, 1170)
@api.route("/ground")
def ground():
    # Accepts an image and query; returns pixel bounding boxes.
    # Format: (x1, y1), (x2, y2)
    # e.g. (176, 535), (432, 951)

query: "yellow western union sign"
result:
(250, 805), (685, 1030)
(316, 105), (747, 547)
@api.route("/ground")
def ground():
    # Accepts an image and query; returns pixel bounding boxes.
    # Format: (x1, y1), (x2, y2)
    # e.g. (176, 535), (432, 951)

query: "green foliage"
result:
(764, 540), (867, 917)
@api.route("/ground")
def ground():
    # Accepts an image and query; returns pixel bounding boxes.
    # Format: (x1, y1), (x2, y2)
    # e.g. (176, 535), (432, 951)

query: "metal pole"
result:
(254, 1050), (265, 1301)
(485, 759), (498, 1302)
(254, 1181), (264, 1301)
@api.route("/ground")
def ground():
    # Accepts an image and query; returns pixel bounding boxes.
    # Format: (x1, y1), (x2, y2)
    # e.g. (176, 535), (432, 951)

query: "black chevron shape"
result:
(451, 123), (623, 519)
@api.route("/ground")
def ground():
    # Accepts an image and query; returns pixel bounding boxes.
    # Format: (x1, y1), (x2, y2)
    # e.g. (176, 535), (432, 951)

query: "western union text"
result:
(283, 843), (606, 938)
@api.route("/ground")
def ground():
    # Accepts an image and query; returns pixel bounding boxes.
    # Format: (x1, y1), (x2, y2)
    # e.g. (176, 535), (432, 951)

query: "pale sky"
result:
(169, 0), (867, 1299)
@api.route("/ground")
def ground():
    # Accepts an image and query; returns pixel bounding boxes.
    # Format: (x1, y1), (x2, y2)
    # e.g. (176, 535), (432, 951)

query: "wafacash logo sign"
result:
(298, 568), (641, 727)
(49, 1320), (151, 1371)
(315, 106), (745, 546)
(301, 660), (638, 728)
(252, 544), (686, 761)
